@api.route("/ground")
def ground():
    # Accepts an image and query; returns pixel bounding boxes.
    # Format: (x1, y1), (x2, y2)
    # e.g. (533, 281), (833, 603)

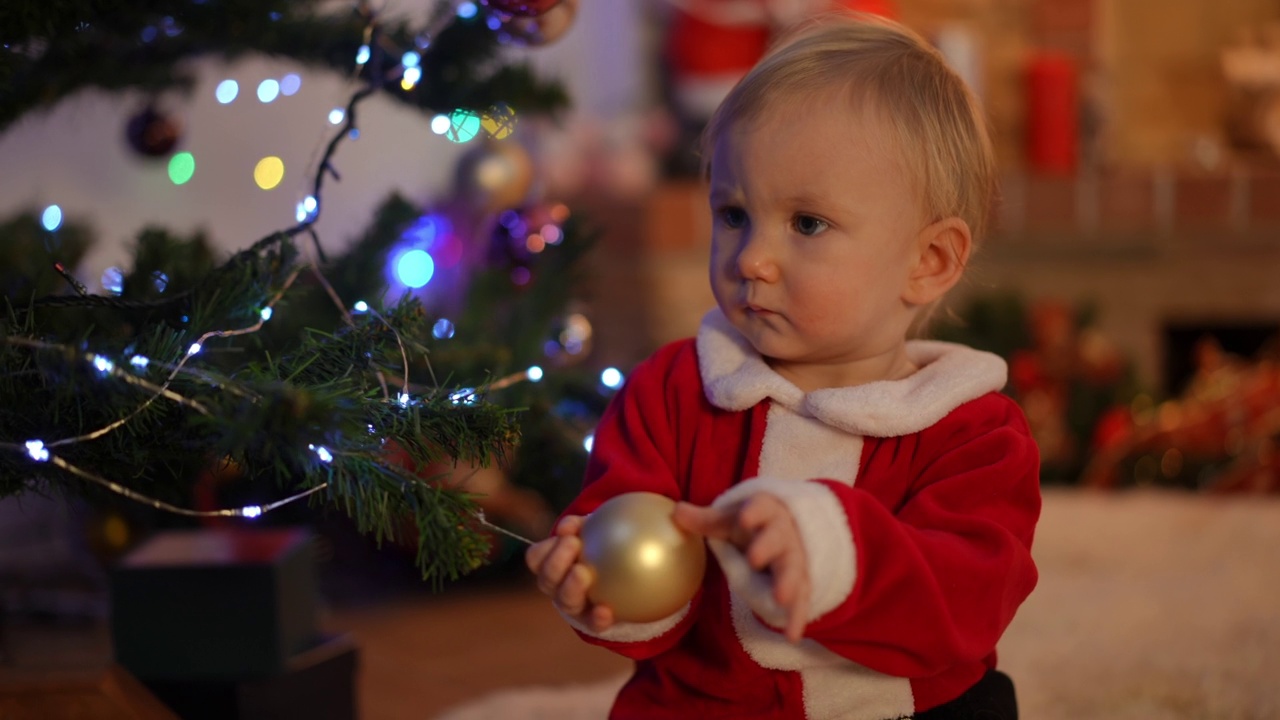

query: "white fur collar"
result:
(696, 309), (1008, 437)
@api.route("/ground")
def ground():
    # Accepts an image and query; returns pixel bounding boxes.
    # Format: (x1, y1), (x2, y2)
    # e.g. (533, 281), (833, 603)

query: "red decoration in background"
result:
(664, 0), (899, 120)
(483, 0), (561, 17)
(1025, 51), (1079, 175)
(125, 105), (181, 158)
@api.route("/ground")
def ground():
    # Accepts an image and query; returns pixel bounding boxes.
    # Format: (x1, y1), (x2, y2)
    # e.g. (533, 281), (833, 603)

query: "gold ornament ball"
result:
(579, 492), (706, 623)
(456, 140), (534, 212)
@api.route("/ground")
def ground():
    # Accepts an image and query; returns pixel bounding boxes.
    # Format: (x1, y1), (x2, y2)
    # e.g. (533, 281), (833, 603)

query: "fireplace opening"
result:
(1163, 321), (1280, 396)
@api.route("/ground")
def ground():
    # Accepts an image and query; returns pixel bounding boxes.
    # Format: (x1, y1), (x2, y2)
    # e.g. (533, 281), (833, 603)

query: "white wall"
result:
(0, 1), (648, 290)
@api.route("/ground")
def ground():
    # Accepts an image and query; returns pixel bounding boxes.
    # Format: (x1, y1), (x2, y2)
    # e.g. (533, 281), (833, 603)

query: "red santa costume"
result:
(561, 309), (1041, 719)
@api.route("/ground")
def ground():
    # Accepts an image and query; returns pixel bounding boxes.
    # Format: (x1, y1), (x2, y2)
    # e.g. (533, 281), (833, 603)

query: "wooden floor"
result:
(6, 489), (1280, 720)
(0, 555), (630, 720)
(327, 578), (630, 720)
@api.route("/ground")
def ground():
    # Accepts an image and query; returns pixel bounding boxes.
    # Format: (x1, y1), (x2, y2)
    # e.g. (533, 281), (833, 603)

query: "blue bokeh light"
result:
(215, 79), (239, 104)
(257, 79), (280, 103)
(401, 213), (448, 250)
(280, 73), (301, 96)
(432, 318), (455, 339)
(41, 204), (63, 231)
(101, 266), (124, 294)
(396, 250), (435, 288)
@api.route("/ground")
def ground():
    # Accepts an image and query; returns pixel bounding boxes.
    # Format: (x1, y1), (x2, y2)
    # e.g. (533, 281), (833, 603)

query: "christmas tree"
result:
(0, 0), (597, 586)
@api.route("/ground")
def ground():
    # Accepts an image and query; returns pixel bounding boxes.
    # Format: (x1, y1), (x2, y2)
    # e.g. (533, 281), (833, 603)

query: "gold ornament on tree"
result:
(455, 139), (535, 212)
(579, 492), (706, 622)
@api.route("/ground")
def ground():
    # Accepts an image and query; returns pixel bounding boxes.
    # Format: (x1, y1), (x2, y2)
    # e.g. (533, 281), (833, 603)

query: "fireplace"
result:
(1163, 321), (1280, 396)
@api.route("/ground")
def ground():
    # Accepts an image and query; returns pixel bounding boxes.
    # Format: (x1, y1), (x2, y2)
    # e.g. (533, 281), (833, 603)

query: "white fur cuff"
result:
(560, 602), (691, 644)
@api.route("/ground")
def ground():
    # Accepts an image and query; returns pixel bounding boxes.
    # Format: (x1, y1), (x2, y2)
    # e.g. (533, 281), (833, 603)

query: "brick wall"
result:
(897, 0), (1280, 168)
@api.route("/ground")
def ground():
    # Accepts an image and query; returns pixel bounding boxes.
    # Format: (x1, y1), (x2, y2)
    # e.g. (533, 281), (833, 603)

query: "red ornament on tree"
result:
(483, 0), (561, 17)
(498, 0), (578, 46)
(125, 105), (182, 158)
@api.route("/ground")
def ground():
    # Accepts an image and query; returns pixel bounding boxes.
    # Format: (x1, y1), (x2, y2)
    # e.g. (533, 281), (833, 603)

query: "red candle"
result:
(1026, 51), (1079, 175)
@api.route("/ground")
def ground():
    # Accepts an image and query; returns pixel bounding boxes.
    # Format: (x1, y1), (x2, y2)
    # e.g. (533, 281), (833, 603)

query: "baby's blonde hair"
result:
(700, 13), (997, 244)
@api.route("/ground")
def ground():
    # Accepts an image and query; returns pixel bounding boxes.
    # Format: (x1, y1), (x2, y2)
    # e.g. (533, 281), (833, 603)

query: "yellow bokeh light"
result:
(254, 156), (285, 190)
(481, 103), (518, 140)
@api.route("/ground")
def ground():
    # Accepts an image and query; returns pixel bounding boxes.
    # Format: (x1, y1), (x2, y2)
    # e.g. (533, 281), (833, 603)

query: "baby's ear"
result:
(903, 217), (971, 306)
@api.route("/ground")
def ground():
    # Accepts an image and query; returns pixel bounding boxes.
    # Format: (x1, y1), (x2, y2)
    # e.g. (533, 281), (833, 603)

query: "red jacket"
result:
(563, 311), (1041, 719)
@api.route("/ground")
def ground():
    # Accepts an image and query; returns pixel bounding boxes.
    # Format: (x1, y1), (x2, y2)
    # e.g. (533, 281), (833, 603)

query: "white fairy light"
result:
(92, 355), (115, 375)
(25, 440), (50, 462)
(308, 443), (334, 463)
(601, 367), (623, 389)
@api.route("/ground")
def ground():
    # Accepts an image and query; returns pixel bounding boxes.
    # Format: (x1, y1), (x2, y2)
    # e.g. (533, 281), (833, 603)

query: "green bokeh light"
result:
(168, 152), (196, 185)
(447, 109), (481, 144)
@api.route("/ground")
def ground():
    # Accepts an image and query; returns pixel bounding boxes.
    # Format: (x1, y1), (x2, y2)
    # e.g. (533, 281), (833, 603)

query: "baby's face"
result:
(708, 97), (927, 391)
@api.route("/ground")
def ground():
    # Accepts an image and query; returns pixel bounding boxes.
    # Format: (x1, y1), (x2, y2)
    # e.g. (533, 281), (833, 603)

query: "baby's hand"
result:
(674, 494), (810, 643)
(525, 515), (616, 633)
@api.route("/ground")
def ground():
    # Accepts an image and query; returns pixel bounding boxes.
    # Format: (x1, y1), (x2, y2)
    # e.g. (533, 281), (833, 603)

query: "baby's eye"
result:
(718, 206), (747, 229)
(794, 215), (828, 236)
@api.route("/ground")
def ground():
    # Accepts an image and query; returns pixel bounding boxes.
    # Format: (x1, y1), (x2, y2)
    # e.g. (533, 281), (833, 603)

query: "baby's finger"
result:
(774, 554), (811, 643)
(745, 520), (792, 571)
(586, 602), (615, 633)
(673, 502), (737, 540)
(736, 493), (786, 532)
(535, 535), (582, 596)
(555, 514), (585, 537)
(784, 591), (809, 644)
(525, 538), (556, 575)
(555, 562), (595, 616)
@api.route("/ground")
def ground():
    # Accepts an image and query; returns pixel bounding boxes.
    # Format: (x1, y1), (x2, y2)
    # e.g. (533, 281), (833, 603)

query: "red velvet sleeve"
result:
(805, 393), (1041, 677)
(560, 340), (704, 660)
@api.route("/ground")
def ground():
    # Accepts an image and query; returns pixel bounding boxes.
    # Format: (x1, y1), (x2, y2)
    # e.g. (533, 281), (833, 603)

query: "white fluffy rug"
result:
(437, 489), (1280, 720)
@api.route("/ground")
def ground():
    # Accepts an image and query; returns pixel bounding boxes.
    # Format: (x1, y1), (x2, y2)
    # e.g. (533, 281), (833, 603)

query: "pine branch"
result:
(0, 0), (584, 583)
(0, 0), (569, 132)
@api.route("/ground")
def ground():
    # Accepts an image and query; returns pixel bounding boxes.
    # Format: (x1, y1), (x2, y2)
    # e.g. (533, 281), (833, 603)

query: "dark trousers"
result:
(914, 669), (1018, 720)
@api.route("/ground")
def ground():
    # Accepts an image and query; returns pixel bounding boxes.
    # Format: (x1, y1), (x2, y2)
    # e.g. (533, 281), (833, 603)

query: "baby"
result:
(528, 14), (1040, 720)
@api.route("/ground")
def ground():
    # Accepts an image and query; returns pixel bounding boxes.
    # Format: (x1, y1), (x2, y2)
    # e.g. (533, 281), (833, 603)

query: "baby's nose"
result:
(736, 233), (780, 282)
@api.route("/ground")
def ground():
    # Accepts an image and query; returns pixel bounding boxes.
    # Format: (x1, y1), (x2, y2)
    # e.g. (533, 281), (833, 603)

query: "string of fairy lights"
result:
(4, 0), (625, 530)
